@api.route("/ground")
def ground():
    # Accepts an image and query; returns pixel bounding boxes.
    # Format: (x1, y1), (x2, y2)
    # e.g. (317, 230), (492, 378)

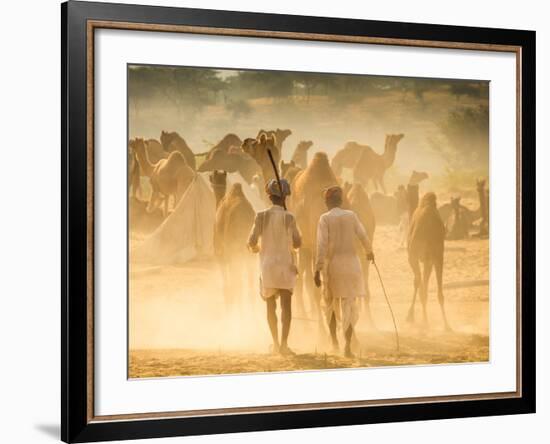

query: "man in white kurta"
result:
(248, 179), (301, 355)
(314, 186), (374, 358)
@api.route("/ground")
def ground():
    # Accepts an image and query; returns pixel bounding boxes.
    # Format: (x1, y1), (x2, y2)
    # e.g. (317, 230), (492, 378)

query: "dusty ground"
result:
(129, 225), (489, 378)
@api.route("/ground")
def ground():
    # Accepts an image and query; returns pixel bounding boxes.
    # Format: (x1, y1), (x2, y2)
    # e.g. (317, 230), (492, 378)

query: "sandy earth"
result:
(129, 223), (489, 378)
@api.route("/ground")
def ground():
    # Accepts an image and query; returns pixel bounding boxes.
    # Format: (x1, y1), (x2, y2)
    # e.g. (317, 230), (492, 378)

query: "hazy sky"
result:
(128, 65), (489, 184)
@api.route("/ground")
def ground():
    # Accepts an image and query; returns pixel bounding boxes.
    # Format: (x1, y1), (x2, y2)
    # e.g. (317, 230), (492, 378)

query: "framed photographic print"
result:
(61, 1), (536, 442)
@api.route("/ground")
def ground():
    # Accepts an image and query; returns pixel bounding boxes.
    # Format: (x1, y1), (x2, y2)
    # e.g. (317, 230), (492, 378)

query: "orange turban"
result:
(323, 186), (343, 201)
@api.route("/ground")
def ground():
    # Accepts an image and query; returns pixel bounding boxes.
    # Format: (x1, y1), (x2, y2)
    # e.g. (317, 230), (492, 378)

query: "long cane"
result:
(372, 260), (400, 352)
(266, 149), (286, 210)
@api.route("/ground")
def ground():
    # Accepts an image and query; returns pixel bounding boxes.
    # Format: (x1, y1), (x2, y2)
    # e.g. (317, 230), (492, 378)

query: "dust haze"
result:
(128, 65), (489, 378)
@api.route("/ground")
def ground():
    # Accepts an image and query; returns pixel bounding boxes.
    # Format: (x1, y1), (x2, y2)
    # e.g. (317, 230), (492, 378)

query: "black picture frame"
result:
(62, 1), (536, 442)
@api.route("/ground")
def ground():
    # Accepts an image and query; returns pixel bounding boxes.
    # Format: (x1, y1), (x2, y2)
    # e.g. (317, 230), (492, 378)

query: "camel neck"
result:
(212, 183), (226, 208)
(134, 144), (154, 177)
(383, 147), (396, 168)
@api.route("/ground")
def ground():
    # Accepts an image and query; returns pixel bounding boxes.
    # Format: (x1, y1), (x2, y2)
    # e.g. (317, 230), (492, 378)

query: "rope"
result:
(372, 261), (400, 352)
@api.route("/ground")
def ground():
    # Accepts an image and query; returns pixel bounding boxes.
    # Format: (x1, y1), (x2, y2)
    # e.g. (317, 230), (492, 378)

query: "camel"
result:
(406, 184), (420, 219)
(128, 196), (164, 235)
(395, 185), (408, 215)
(477, 179), (489, 236)
(132, 138), (195, 216)
(393, 172), (429, 246)
(445, 196), (470, 240)
(128, 139), (168, 199)
(257, 128), (292, 155)
(200, 133), (243, 159)
(341, 182), (353, 207)
(290, 152), (339, 323)
(409, 170), (429, 186)
(128, 145), (141, 199)
(160, 130), (196, 170)
(241, 133), (280, 185)
(210, 133), (242, 154)
(406, 192), (450, 330)
(143, 139), (168, 165)
(198, 148), (260, 183)
(347, 184), (375, 245)
(214, 182), (256, 306)
(352, 134), (405, 193)
(331, 142), (367, 177)
(209, 170), (227, 207)
(291, 140), (313, 169)
(280, 160), (302, 184)
(346, 183), (376, 319)
(438, 194), (478, 229)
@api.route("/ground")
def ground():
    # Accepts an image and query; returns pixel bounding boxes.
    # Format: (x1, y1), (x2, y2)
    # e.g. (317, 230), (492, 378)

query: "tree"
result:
(430, 104), (489, 170)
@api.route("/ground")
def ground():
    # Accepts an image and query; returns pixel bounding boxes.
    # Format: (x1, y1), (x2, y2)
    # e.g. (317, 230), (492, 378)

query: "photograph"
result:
(127, 64), (490, 378)
(58, 1), (536, 441)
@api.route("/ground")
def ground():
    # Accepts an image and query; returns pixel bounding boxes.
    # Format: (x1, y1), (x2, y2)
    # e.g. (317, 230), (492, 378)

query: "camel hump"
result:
(311, 151), (329, 163)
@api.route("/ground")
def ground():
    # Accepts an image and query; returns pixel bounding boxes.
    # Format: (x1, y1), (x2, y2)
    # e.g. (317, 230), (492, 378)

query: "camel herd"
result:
(128, 129), (489, 329)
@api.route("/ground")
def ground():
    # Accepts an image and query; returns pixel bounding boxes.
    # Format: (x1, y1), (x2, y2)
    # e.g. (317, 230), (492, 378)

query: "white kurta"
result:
(247, 205), (302, 299)
(315, 207), (373, 296)
(315, 207), (373, 330)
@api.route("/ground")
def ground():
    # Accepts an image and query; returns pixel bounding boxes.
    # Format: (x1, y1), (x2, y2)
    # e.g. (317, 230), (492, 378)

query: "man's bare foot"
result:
(279, 345), (296, 356)
(270, 343), (280, 355)
(344, 348), (355, 359)
(331, 341), (340, 355)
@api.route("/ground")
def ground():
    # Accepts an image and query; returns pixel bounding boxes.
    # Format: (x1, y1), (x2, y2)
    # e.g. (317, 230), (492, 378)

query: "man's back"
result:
(248, 204), (301, 293)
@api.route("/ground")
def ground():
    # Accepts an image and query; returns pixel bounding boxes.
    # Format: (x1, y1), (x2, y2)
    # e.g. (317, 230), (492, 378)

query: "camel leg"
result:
(164, 196), (169, 218)
(147, 189), (159, 214)
(407, 257), (421, 322)
(434, 259), (451, 331)
(378, 176), (387, 195)
(421, 259), (433, 327)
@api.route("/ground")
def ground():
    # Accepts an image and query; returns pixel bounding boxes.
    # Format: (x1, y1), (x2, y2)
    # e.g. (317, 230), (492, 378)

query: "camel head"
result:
(198, 149), (227, 172)
(450, 196), (462, 209)
(280, 160), (296, 177)
(420, 191), (438, 209)
(297, 140), (313, 152)
(276, 128), (292, 144)
(409, 170), (429, 186)
(209, 170), (227, 187)
(160, 130), (179, 151)
(384, 133), (405, 153)
(129, 137), (146, 154)
(241, 137), (257, 160)
(241, 133), (278, 167)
